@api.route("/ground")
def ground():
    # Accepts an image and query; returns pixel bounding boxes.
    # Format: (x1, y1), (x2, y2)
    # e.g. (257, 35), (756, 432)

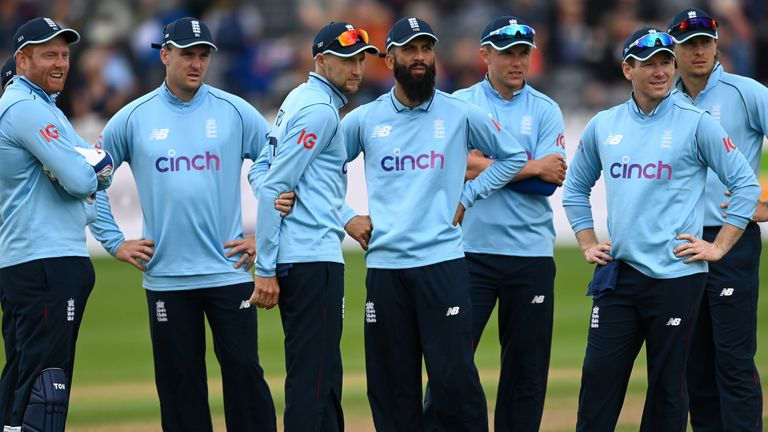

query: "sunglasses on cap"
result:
(627, 32), (674, 50)
(334, 28), (370, 47)
(483, 24), (535, 41)
(671, 17), (717, 33)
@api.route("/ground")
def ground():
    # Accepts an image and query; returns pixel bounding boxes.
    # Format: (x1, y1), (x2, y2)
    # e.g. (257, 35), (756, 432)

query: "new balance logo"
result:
(239, 300), (251, 309)
(446, 306), (460, 316)
(604, 134), (623, 145)
(719, 288), (734, 297)
(371, 125), (392, 138)
(531, 295), (545, 304)
(666, 318), (682, 326)
(591, 306), (600, 328)
(149, 128), (170, 140)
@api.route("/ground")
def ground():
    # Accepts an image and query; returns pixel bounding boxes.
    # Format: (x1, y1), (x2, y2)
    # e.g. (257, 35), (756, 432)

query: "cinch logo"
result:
(39, 124), (59, 142)
(155, 149), (221, 172)
(380, 148), (445, 172)
(609, 156), (672, 181)
(723, 137), (736, 153)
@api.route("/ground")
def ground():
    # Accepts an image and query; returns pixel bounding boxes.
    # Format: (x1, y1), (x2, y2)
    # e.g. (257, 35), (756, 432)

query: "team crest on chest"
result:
(710, 104), (721, 122)
(520, 115), (533, 135)
(661, 130), (672, 149)
(205, 118), (218, 139)
(433, 119), (445, 139)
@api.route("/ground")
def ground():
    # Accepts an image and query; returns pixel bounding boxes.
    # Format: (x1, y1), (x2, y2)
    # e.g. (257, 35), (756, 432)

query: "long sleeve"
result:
(460, 105), (527, 209)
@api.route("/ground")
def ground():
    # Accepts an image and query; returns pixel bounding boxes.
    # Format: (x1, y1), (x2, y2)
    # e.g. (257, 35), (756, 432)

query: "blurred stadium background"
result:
(1, 0), (767, 430)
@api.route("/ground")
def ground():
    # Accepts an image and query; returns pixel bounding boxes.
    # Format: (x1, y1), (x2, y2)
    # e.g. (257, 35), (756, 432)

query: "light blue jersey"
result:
(453, 78), (565, 257)
(250, 73), (347, 277)
(89, 82), (269, 291)
(673, 63), (768, 226)
(341, 88), (527, 269)
(0, 76), (107, 268)
(563, 94), (760, 279)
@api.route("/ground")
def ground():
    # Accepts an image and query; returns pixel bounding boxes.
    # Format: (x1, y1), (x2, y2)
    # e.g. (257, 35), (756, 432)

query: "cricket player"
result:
(341, 16), (528, 431)
(451, 15), (567, 432)
(0, 17), (113, 431)
(563, 27), (761, 431)
(249, 21), (379, 432)
(667, 7), (768, 430)
(88, 17), (277, 432)
(1, 57), (14, 90)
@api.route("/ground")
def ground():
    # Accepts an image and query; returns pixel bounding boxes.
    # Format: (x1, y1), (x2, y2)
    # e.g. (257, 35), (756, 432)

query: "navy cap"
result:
(312, 22), (379, 57)
(667, 8), (718, 43)
(622, 27), (675, 62)
(13, 17), (80, 54)
(480, 16), (536, 50)
(2, 56), (15, 89)
(385, 17), (438, 51)
(152, 17), (218, 51)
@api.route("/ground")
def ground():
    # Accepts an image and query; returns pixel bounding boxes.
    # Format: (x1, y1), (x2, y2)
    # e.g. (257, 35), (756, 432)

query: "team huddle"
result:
(0, 6), (767, 432)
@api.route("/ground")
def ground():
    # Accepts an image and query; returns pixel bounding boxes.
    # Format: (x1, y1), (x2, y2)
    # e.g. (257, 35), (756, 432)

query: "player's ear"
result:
(621, 60), (633, 81)
(479, 46), (490, 66)
(384, 51), (395, 71)
(160, 47), (170, 66)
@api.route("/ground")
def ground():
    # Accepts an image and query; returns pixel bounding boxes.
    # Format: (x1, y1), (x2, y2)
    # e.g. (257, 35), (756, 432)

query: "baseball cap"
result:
(13, 17), (80, 54)
(312, 22), (379, 57)
(385, 17), (438, 51)
(667, 8), (718, 43)
(2, 56), (15, 89)
(481, 16), (536, 50)
(151, 17), (218, 51)
(622, 27), (675, 62)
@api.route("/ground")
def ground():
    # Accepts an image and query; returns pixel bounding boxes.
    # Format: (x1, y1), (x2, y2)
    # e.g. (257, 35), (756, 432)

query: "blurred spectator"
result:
(0, 0), (763, 122)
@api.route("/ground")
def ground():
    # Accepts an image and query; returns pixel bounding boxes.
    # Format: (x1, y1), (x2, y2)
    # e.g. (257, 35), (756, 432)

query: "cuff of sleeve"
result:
(571, 220), (595, 234)
(255, 268), (276, 278)
(723, 214), (750, 230)
(107, 238), (126, 257)
(460, 184), (475, 209)
(341, 207), (358, 227)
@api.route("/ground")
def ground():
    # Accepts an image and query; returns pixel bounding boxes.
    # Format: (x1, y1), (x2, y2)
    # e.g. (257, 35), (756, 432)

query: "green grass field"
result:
(2, 246), (767, 431)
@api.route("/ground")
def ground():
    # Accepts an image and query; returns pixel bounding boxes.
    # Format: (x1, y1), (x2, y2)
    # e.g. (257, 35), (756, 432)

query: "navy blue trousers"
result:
(688, 223), (763, 431)
(466, 253), (554, 432)
(277, 262), (344, 432)
(0, 257), (94, 427)
(365, 258), (487, 432)
(146, 282), (275, 432)
(577, 262), (705, 432)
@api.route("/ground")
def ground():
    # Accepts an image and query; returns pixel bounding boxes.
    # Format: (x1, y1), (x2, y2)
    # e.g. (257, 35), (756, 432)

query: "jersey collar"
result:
(308, 72), (348, 109)
(16, 75), (58, 104)
(482, 75), (526, 101)
(628, 91), (673, 120)
(160, 81), (209, 108)
(674, 61), (722, 100)
(388, 87), (435, 112)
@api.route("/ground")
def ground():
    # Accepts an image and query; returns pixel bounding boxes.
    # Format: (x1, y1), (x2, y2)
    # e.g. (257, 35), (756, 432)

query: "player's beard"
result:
(394, 59), (436, 104)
